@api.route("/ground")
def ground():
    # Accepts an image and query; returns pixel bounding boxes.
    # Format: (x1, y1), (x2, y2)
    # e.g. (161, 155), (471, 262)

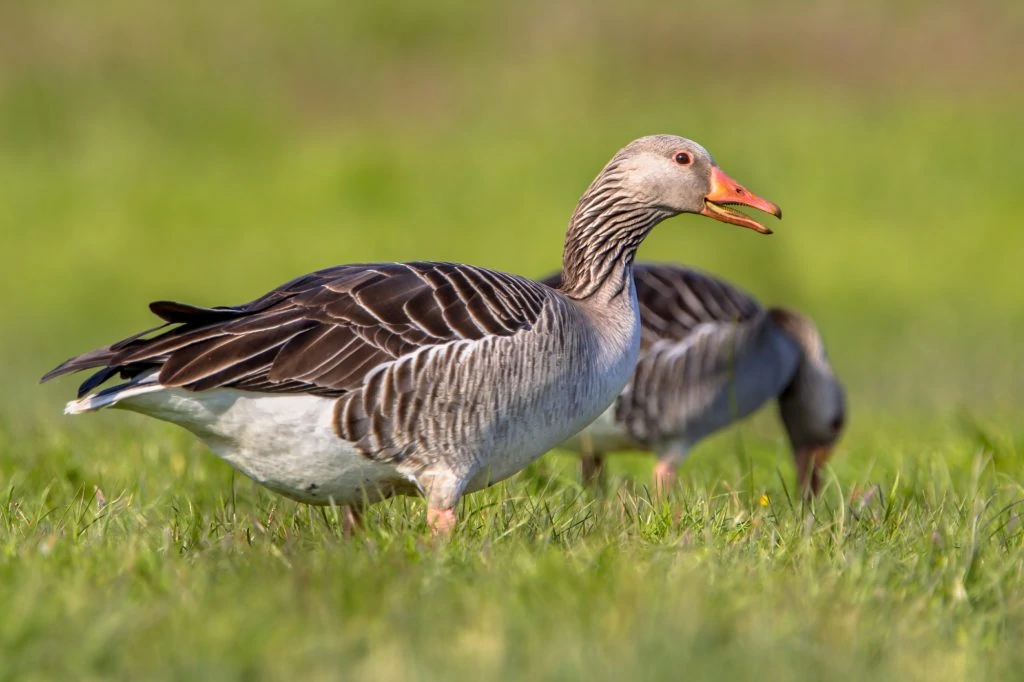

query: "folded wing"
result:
(42, 261), (549, 399)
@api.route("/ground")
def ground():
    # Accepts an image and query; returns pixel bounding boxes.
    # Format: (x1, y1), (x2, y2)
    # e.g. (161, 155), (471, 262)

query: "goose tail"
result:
(64, 374), (164, 415)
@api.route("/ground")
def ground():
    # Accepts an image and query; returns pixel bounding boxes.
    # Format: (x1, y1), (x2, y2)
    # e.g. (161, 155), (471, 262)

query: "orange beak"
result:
(795, 445), (833, 499)
(700, 166), (782, 234)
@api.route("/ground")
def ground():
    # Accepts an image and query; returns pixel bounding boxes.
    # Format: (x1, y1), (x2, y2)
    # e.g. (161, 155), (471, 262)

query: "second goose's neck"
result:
(559, 175), (672, 301)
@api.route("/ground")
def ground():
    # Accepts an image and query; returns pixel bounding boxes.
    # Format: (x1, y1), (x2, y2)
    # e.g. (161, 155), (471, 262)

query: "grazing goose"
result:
(543, 264), (845, 497)
(41, 135), (781, 533)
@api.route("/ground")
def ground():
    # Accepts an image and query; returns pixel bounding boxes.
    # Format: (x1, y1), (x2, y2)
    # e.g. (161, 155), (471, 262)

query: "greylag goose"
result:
(542, 263), (845, 497)
(41, 135), (781, 533)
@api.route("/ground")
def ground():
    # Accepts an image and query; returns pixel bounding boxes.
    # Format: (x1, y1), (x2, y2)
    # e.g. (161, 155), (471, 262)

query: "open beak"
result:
(700, 166), (782, 234)
(795, 445), (833, 499)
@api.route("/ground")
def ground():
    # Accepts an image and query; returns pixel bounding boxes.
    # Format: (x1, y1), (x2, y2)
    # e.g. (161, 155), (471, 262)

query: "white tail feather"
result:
(64, 378), (165, 415)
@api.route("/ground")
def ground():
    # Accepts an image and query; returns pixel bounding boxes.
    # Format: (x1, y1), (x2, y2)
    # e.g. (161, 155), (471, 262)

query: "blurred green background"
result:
(3, 0), (1023, 416)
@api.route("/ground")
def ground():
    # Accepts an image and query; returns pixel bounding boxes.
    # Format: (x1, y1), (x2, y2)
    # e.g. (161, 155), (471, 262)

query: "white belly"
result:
(121, 388), (415, 505)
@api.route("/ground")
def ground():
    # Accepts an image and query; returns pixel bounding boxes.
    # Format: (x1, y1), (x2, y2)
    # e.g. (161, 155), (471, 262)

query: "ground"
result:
(2, 411), (1023, 681)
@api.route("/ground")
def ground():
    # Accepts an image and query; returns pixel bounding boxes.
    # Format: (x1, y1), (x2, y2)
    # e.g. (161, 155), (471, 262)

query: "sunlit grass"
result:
(2, 414), (1023, 681)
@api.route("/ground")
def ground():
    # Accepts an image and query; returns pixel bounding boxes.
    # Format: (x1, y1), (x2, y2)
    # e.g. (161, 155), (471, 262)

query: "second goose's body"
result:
(546, 264), (845, 496)
(42, 135), (781, 532)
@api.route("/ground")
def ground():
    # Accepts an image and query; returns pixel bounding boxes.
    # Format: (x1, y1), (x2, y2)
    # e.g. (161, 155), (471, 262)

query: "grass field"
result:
(3, 415), (1024, 680)
(2, 1), (1024, 679)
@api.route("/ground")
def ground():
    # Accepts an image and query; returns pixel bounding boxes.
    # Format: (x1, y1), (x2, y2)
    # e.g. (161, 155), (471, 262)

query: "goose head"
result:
(596, 135), (782, 233)
(562, 135), (782, 298)
(770, 308), (847, 498)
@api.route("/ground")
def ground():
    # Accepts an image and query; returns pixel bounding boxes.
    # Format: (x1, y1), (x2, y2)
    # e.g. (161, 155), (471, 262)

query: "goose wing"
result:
(616, 313), (796, 444)
(42, 261), (549, 399)
(630, 263), (762, 348)
(623, 264), (797, 444)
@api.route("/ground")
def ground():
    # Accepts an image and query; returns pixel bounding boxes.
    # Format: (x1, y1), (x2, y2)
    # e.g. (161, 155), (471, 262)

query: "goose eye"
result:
(673, 152), (692, 166)
(829, 415), (845, 434)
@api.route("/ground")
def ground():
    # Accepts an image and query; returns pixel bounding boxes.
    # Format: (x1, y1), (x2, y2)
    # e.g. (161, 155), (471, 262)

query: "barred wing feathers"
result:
(42, 262), (549, 400)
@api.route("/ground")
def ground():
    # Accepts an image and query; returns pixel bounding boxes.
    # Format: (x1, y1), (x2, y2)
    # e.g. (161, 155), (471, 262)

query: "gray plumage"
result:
(41, 135), (781, 530)
(545, 263), (845, 495)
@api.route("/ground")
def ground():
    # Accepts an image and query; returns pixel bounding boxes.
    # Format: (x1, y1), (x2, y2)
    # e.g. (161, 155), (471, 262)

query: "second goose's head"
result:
(769, 308), (847, 499)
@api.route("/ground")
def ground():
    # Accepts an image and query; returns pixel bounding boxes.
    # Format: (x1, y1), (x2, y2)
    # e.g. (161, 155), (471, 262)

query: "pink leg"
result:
(417, 469), (462, 536)
(654, 460), (677, 497)
(427, 506), (457, 536)
(342, 505), (363, 537)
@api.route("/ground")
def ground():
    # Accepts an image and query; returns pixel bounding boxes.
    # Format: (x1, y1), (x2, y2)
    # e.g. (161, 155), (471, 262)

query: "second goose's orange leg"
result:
(654, 444), (688, 497)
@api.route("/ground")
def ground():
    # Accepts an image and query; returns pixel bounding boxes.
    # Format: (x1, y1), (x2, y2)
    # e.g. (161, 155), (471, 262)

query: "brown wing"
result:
(630, 263), (762, 348)
(42, 261), (548, 398)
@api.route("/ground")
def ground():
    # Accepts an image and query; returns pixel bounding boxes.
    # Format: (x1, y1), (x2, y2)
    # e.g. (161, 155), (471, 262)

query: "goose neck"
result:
(559, 196), (671, 301)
